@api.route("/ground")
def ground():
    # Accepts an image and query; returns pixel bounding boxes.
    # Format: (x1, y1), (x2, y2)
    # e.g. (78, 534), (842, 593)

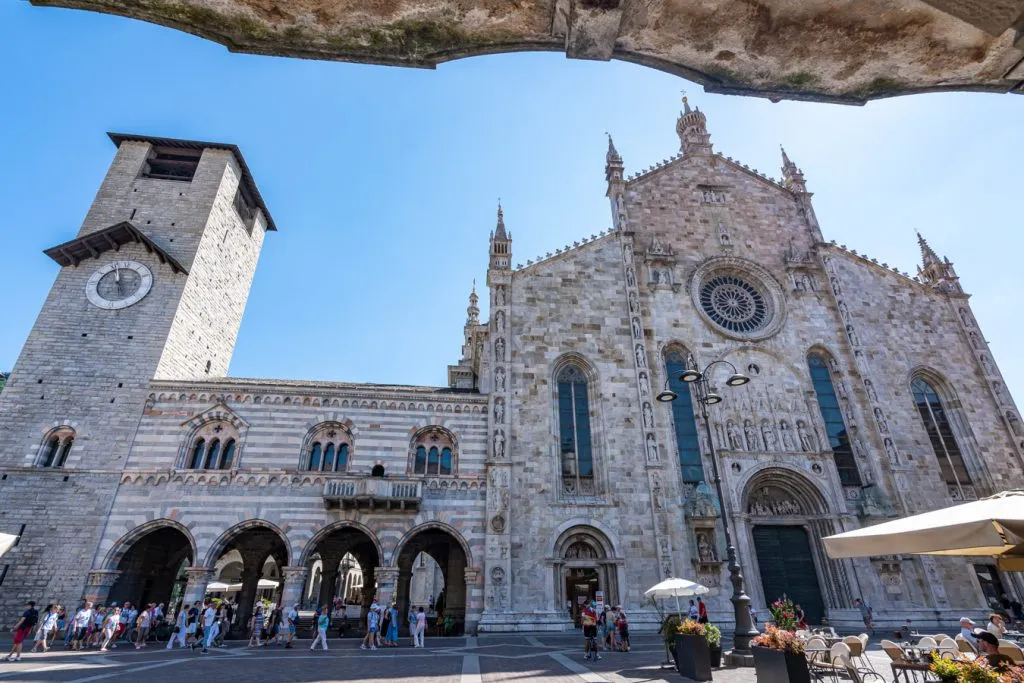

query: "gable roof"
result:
(43, 221), (188, 274)
(107, 132), (277, 232)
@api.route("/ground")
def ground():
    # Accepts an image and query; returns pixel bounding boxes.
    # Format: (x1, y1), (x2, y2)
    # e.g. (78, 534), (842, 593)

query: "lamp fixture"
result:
(680, 369), (703, 383)
(656, 388), (678, 403)
(704, 392), (723, 405)
(726, 373), (750, 387)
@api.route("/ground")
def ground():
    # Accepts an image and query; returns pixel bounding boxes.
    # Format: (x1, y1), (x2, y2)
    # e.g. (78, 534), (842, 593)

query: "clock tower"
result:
(0, 133), (274, 469)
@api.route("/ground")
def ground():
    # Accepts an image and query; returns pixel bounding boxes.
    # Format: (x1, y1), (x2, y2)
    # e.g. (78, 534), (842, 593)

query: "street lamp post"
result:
(657, 359), (759, 659)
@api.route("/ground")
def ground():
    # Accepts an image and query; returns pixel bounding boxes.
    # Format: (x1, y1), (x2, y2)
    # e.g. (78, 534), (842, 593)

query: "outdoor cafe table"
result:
(804, 644), (831, 665)
(890, 661), (936, 683)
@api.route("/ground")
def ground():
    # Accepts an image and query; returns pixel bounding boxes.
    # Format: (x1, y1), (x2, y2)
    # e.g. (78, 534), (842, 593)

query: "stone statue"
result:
(650, 236), (665, 254)
(624, 244), (633, 262)
(864, 379), (878, 403)
(643, 402), (654, 429)
(959, 307), (971, 327)
(838, 301), (849, 321)
(646, 433), (659, 463)
(793, 274), (806, 291)
(494, 399), (504, 423)
(493, 429), (505, 458)
(835, 379), (849, 399)
(632, 317), (642, 339)
(981, 355), (994, 375)
(748, 487), (802, 516)
(873, 408), (888, 433)
(744, 419), (759, 451)
(727, 421), (743, 450)
(884, 438), (898, 464)
(828, 356), (841, 375)
(761, 420), (777, 452)
(495, 337), (505, 360)
(495, 367), (506, 392)
(628, 291), (639, 313)
(495, 310), (505, 331)
(969, 331), (981, 349)
(495, 286), (505, 306)
(651, 269), (660, 285)
(652, 482), (663, 510)
(635, 344), (647, 368)
(831, 276), (841, 295)
(780, 420), (797, 451)
(626, 268), (636, 287)
(715, 423), (725, 448)
(797, 420), (816, 451)
(638, 372), (650, 398)
(846, 325), (859, 346)
(697, 532), (717, 563)
(1007, 412), (1023, 437)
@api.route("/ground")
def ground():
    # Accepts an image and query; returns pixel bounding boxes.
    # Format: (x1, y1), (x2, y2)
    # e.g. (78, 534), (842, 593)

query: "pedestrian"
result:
(265, 606), (282, 646)
(749, 605), (758, 627)
(616, 609), (630, 653)
(115, 603), (129, 643)
(70, 601), (93, 651)
(100, 607), (120, 652)
(124, 603), (138, 643)
(6, 601), (39, 662)
(90, 606), (106, 648)
(200, 599), (218, 654)
(581, 601), (599, 661)
(31, 605), (57, 653)
(688, 599), (699, 621)
(54, 605), (66, 649)
(285, 603), (299, 649)
(65, 601), (85, 649)
(247, 604), (264, 648)
(362, 602), (379, 650)
(408, 606), (417, 647)
(414, 606), (426, 648)
(605, 607), (618, 652)
(310, 605), (329, 651)
(215, 603), (229, 647)
(386, 603), (399, 646)
(167, 604), (188, 649)
(186, 601), (200, 650)
(854, 598), (873, 635)
(697, 597), (709, 624)
(134, 604), (151, 649)
(380, 603), (391, 647)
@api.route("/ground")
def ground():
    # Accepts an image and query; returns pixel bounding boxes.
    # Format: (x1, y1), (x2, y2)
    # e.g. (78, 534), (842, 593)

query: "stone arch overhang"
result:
(299, 519), (384, 567)
(202, 519), (292, 568)
(100, 518), (197, 571)
(739, 464), (832, 518)
(550, 518), (619, 559)
(392, 521), (474, 569)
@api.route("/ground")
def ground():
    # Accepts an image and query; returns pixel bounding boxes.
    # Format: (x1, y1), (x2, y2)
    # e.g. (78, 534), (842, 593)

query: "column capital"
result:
(282, 566), (310, 581)
(85, 569), (122, 588)
(184, 567), (216, 583)
(374, 566), (399, 582)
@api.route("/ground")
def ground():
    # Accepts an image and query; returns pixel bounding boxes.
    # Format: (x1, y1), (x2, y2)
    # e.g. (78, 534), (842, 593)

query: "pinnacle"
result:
(916, 231), (941, 267)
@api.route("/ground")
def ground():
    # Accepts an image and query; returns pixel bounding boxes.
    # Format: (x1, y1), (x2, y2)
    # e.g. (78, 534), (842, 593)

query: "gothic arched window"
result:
(410, 428), (456, 476)
(808, 353), (861, 486)
(911, 377), (971, 486)
(183, 423), (240, 470)
(665, 350), (703, 484)
(557, 364), (593, 492)
(303, 424), (352, 473)
(38, 428), (75, 468)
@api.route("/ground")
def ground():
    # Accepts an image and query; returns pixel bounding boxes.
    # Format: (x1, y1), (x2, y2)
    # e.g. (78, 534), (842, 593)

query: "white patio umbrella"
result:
(823, 489), (1024, 570)
(0, 532), (19, 559)
(644, 577), (709, 618)
(206, 581), (232, 592)
(258, 578), (279, 589)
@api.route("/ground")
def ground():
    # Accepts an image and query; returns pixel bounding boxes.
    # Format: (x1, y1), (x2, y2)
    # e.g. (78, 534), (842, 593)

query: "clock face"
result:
(85, 261), (153, 310)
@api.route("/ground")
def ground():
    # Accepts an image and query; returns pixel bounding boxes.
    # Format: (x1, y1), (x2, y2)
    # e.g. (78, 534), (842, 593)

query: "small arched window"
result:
(303, 424), (352, 473)
(38, 428), (75, 468)
(807, 353), (861, 486)
(911, 377), (971, 486)
(557, 364), (593, 490)
(183, 422), (240, 470)
(410, 427), (457, 476)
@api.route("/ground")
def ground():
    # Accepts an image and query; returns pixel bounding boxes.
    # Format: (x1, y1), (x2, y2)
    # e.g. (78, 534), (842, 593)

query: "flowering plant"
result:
(752, 625), (804, 654)
(676, 619), (706, 637)
(930, 653), (1023, 683)
(768, 595), (798, 632)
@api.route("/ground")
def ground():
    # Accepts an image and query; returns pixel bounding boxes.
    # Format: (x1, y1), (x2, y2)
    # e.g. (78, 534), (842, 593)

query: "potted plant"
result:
(705, 623), (722, 668)
(752, 625), (809, 683)
(674, 619), (713, 681)
(768, 595), (799, 632)
(659, 614), (683, 662)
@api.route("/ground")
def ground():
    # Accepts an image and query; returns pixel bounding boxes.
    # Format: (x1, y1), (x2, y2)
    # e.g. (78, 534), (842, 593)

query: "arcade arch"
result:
(301, 523), (381, 612)
(395, 525), (471, 634)
(105, 523), (195, 611)
(551, 525), (620, 625)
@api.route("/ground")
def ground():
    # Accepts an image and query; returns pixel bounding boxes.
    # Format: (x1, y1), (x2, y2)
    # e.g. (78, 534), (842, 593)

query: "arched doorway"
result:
(552, 526), (619, 626)
(742, 468), (852, 624)
(302, 524), (381, 616)
(206, 522), (290, 638)
(108, 524), (194, 611)
(395, 525), (470, 636)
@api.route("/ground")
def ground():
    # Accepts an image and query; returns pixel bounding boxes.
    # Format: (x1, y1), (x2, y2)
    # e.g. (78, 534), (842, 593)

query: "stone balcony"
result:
(322, 477), (422, 511)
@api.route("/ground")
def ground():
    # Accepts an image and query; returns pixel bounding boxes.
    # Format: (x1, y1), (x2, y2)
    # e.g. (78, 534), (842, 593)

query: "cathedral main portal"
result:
(752, 525), (825, 625)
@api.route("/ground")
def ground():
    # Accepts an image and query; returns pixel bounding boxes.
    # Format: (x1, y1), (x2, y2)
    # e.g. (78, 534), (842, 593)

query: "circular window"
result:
(690, 258), (785, 341)
(699, 275), (768, 333)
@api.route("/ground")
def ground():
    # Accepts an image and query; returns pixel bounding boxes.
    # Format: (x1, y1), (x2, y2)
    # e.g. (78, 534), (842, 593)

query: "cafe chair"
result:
(936, 639), (958, 660)
(997, 640), (1024, 664)
(916, 636), (938, 650)
(881, 640), (908, 663)
(955, 634), (978, 657)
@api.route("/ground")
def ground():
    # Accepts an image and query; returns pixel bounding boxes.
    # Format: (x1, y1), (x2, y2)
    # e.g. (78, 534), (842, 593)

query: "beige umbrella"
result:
(823, 489), (1024, 570)
(0, 532), (19, 559)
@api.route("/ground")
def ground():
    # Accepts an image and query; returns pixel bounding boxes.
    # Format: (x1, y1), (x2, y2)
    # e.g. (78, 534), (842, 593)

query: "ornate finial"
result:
(472, 278), (476, 294)
(494, 200), (508, 241)
(681, 89), (691, 114)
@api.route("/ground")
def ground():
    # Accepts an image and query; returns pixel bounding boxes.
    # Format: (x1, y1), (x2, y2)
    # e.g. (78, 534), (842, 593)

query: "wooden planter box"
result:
(674, 634), (713, 681)
(752, 646), (811, 683)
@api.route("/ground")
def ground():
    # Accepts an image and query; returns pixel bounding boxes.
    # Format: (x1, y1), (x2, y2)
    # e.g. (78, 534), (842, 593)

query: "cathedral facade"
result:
(1, 108), (1022, 633)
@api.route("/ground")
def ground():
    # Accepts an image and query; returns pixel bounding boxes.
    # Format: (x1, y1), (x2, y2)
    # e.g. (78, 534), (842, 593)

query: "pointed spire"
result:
(916, 231), (941, 268)
(466, 279), (480, 324)
(781, 145), (792, 168)
(780, 145), (807, 193)
(606, 133), (622, 165)
(676, 94), (712, 156)
(494, 200), (508, 241)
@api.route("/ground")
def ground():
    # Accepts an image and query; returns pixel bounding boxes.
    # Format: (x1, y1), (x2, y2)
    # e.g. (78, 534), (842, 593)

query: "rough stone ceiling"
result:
(32, 0), (1024, 104)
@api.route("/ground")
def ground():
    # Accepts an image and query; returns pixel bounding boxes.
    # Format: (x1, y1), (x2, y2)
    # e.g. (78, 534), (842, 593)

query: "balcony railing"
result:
(322, 477), (422, 511)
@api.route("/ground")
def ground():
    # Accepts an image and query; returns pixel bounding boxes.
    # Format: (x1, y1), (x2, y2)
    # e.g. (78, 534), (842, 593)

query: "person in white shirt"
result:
(285, 604), (299, 649)
(166, 604), (189, 649)
(987, 613), (1006, 639)
(200, 600), (218, 654)
(71, 603), (94, 651)
(100, 608), (120, 652)
(959, 617), (978, 647)
(414, 607), (426, 648)
(135, 605), (152, 649)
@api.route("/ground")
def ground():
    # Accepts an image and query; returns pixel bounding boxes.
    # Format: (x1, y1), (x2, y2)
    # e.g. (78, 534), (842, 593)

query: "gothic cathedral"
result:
(1, 106), (1022, 632)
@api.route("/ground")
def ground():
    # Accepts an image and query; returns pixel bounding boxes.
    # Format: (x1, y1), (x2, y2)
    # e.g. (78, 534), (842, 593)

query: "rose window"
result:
(699, 275), (768, 333)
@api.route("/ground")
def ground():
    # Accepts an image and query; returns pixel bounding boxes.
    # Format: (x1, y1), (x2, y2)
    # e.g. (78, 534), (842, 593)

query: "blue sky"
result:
(2, 2), (1022, 400)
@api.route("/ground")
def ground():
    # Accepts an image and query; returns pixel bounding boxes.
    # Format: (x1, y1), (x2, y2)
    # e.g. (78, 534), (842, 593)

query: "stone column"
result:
(182, 567), (215, 606)
(83, 569), (121, 606)
(374, 566), (399, 606)
(396, 567), (413, 635)
(463, 567), (482, 635)
(319, 563), (340, 609)
(234, 562), (263, 638)
(280, 567), (309, 610)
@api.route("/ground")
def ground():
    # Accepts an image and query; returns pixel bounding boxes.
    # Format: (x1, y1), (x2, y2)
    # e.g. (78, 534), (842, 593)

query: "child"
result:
(616, 609), (630, 653)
